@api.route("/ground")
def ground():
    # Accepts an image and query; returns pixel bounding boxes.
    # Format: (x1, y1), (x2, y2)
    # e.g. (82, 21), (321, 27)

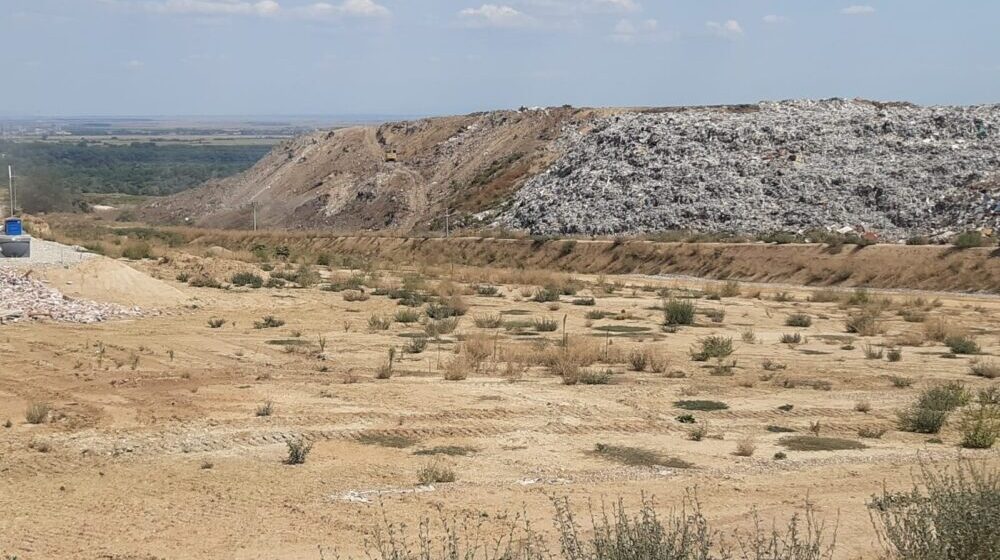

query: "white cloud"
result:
(609, 18), (660, 44)
(706, 19), (743, 39)
(459, 4), (535, 28)
(591, 0), (640, 13)
(762, 14), (789, 24)
(295, 0), (390, 19)
(124, 59), (145, 70)
(117, 0), (389, 19)
(142, 0), (281, 17)
(841, 5), (875, 15)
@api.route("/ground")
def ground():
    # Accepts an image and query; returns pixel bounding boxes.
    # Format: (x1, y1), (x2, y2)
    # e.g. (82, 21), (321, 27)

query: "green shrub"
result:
(207, 318), (226, 329)
(869, 459), (999, 560)
(285, 439), (312, 464)
(475, 285), (499, 296)
(952, 230), (987, 248)
(472, 313), (503, 328)
(663, 299), (696, 326)
(785, 313), (813, 327)
(886, 348), (903, 362)
(945, 335), (980, 355)
(579, 369), (613, 385)
(532, 287), (561, 303)
(572, 297), (596, 306)
(404, 336), (428, 354)
(960, 395), (1000, 449)
(691, 336), (733, 361)
(231, 272), (263, 288)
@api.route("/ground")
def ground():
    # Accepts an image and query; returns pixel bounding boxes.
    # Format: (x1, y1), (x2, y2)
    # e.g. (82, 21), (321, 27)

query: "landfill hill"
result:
(142, 99), (1000, 239)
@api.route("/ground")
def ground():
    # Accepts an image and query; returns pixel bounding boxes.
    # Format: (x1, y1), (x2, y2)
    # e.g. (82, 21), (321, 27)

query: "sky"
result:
(1, 0), (998, 117)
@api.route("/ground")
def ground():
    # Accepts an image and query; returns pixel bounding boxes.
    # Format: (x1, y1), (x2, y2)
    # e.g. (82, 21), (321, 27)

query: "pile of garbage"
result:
(0, 268), (142, 324)
(496, 99), (1000, 239)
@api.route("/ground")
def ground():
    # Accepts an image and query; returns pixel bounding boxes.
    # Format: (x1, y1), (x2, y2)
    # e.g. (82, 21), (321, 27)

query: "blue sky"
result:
(2, 1), (998, 116)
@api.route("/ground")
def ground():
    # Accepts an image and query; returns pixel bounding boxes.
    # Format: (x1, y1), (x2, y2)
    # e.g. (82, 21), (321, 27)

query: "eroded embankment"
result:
(179, 231), (1000, 293)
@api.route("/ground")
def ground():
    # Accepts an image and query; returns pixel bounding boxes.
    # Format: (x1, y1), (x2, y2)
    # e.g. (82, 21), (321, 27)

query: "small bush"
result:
(572, 297), (596, 306)
(534, 318), (559, 332)
(417, 461), (457, 484)
(970, 359), (1000, 379)
(676, 414), (696, 424)
(531, 287), (561, 303)
(857, 426), (887, 439)
(898, 407), (950, 434)
(425, 317), (459, 337)
(719, 280), (741, 297)
(393, 308), (421, 324)
(734, 435), (756, 457)
(255, 401), (274, 417)
(404, 336), (428, 354)
(663, 299), (696, 326)
(475, 285), (499, 296)
(786, 313), (813, 328)
(585, 310), (607, 320)
(687, 421), (710, 441)
(188, 275), (221, 289)
(846, 311), (880, 336)
(886, 347), (903, 362)
(342, 290), (369, 302)
(952, 230), (987, 248)
(122, 241), (153, 260)
(691, 336), (733, 361)
(869, 459), (999, 560)
(702, 308), (726, 323)
(762, 359), (787, 371)
(472, 313), (503, 328)
(945, 335), (980, 355)
(25, 402), (51, 424)
(367, 314), (392, 331)
(579, 369), (613, 385)
(889, 375), (914, 388)
(231, 272), (263, 288)
(863, 343), (884, 360)
(207, 318), (226, 329)
(780, 333), (802, 345)
(286, 439), (312, 464)
(855, 400), (872, 413)
(740, 327), (757, 344)
(254, 315), (284, 329)
(960, 400), (1000, 449)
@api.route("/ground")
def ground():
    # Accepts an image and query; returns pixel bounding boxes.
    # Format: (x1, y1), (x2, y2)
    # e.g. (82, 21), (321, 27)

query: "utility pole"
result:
(252, 201), (258, 231)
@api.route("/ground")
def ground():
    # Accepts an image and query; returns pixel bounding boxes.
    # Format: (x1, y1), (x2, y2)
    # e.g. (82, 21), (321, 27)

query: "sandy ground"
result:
(1, 256), (998, 559)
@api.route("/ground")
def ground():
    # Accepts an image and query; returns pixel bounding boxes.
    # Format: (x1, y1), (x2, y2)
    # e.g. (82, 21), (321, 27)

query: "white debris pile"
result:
(496, 99), (1000, 238)
(0, 268), (141, 324)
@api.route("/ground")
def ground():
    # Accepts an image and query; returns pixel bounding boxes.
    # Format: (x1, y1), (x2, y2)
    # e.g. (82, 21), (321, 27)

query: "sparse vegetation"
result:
(786, 313), (812, 327)
(779, 436), (867, 452)
(231, 271), (263, 288)
(592, 443), (692, 468)
(285, 439), (312, 465)
(675, 400), (729, 411)
(663, 299), (696, 326)
(417, 461), (457, 484)
(25, 403), (51, 425)
(254, 315), (285, 329)
(691, 336), (733, 361)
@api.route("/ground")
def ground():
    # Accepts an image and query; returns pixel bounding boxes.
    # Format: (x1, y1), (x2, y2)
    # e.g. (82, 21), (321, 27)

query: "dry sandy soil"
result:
(1, 251), (998, 559)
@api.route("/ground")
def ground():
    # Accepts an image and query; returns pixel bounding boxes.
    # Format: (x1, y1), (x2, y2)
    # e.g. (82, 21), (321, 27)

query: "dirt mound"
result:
(141, 107), (587, 232)
(36, 257), (189, 308)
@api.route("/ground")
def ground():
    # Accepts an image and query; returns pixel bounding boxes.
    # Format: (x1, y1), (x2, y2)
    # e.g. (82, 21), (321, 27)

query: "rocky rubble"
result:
(496, 99), (1000, 238)
(0, 268), (141, 324)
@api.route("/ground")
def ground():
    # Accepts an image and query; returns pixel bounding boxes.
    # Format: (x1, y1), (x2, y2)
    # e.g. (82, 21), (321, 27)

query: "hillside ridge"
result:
(143, 99), (1000, 239)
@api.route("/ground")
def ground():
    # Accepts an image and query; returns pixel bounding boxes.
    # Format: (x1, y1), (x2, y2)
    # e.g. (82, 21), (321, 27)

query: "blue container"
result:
(4, 218), (22, 236)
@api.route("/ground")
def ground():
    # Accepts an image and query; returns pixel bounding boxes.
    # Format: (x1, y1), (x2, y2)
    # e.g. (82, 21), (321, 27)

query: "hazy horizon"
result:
(3, 1), (999, 116)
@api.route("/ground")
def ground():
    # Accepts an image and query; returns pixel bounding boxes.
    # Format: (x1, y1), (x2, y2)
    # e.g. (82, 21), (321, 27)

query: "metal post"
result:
(7, 165), (13, 217)
(445, 209), (450, 238)
(252, 202), (258, 231)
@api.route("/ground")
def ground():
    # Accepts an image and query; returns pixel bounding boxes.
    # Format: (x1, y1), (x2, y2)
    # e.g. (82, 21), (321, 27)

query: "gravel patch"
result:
(0, 237), (94, 268)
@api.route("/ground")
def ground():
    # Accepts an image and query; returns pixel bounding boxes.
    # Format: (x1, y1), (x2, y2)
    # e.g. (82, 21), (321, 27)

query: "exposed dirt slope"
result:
(158, 229), (1000, 293)
(141, 107), (589, 232)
